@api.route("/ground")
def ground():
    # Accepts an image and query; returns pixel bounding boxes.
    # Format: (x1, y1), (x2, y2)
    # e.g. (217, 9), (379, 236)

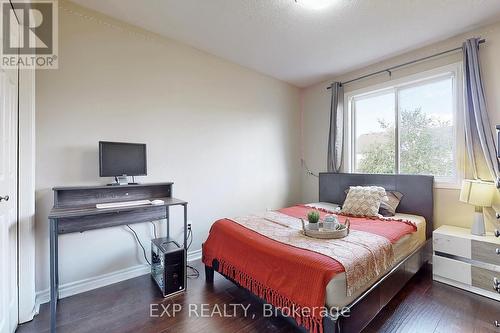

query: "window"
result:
(348, 64), (463, 186)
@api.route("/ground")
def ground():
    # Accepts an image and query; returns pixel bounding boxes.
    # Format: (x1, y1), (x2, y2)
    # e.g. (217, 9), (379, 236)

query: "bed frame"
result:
(205, 172), (434, 333)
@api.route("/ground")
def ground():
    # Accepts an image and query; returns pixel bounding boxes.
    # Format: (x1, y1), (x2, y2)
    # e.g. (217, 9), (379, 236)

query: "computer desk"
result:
(47, 183), (187, 333)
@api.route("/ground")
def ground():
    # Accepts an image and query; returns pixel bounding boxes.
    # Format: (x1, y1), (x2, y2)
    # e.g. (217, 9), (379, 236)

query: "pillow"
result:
(305, 202), (340, 213)
(379, 191), (403, 217)
(343, 188), (403, 216)
(341, 186), (387, 217)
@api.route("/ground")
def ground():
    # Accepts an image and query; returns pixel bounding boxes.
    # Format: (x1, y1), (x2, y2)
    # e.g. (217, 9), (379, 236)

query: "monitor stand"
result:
(107, 175), (129, 186)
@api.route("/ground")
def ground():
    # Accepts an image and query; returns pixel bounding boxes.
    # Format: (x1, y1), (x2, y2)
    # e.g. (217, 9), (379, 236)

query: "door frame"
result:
(18, 67), (36, 323)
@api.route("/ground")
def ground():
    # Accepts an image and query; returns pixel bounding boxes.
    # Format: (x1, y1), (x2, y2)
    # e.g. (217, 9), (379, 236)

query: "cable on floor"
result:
(187, 265), (200, 279)
(186, 228), (199, 279)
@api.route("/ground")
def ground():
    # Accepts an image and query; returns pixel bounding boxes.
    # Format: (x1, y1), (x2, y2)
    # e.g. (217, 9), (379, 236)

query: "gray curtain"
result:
(463, 38), (499, 181)
(327, 82), (344, 173)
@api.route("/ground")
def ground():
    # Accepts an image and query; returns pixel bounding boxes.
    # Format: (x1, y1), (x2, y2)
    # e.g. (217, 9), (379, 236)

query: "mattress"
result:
(305, 202), (427, 308)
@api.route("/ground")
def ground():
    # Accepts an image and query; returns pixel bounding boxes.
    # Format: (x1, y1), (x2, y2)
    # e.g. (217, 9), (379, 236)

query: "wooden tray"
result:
(300, 218), (350, 239)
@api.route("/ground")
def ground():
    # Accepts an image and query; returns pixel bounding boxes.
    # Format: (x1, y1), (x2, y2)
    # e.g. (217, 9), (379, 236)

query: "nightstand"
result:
(433, 225), (500, 302)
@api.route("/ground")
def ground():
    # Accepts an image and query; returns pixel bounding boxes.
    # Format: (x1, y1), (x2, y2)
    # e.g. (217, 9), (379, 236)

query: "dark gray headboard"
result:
(319, 173), (434, 239)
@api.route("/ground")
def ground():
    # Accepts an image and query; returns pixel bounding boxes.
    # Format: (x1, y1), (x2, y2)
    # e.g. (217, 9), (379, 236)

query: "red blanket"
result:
(202, 206), (417, 333)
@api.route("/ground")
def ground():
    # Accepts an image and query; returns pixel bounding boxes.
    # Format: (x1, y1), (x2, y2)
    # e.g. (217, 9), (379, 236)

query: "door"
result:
(0, 35), (19, 333)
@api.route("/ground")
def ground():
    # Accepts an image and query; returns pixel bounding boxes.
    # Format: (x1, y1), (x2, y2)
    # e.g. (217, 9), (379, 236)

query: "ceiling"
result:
(70, 0), (500, 87)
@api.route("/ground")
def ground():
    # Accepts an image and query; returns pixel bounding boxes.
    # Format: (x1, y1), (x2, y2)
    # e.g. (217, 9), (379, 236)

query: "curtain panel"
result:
(327, 82), (344, 173)
(463, 38), (499, 182)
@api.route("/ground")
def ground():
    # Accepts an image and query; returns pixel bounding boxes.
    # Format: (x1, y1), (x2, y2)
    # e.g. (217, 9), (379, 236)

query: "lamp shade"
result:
(459, 179), (495, 207)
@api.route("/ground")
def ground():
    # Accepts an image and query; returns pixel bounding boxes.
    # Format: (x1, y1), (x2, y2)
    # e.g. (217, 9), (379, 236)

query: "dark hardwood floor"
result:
(18, 261), (499, 333)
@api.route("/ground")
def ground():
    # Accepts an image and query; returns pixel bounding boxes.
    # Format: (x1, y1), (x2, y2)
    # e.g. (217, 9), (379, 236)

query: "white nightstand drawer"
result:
(433, 232), (471, 258)
(433, 255), (471, 285)
(471, 266), (500, 294)
(471, 240), (500, 266)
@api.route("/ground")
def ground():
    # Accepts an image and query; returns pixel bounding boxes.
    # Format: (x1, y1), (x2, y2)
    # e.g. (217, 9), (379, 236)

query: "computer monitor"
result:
(99, 141), (147, 178)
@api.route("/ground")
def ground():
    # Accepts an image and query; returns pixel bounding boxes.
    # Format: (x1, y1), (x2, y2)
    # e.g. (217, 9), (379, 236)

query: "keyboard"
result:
(96, 200), (152, 209)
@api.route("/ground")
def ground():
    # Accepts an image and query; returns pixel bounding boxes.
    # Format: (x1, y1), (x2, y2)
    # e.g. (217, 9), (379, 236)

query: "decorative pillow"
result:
(379, 191), (403, 217)
(305, 202), (340, 213)
(341, 186), (387, 217)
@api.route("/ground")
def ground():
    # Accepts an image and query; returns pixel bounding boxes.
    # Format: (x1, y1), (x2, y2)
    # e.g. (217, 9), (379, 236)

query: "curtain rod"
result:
(326, 38), (486, 90)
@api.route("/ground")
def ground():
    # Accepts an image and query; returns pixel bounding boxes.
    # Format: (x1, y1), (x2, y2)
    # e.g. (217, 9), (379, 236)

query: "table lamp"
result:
(459, 179), (495, 236)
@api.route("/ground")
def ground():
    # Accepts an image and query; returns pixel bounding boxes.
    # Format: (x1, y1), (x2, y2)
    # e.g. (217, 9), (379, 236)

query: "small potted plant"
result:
(307, 210), (320, 230)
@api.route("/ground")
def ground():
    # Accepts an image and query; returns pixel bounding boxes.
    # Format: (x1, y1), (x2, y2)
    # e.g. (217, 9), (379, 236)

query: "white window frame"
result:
(344, 62), (465, 189)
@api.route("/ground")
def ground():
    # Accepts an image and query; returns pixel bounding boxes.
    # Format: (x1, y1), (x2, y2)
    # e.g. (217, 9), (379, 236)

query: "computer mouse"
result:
(151, 199), (165, 205)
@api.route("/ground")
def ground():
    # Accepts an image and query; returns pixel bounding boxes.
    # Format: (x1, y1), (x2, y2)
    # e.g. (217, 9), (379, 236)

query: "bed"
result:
(203, 173), (434, 333)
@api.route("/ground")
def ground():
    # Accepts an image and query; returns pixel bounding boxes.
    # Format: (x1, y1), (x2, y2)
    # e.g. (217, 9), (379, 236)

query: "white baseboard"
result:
(35, 248), (202, 310)
(187, 248), (202, 262)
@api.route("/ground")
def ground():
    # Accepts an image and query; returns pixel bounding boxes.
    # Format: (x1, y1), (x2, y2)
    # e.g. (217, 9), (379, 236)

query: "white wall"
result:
(35, 1), (301, 297)
(300, 21), (500, 232)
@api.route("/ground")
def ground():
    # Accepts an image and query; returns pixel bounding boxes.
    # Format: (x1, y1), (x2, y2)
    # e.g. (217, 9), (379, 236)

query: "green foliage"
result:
(307, 210), (320, 223)
(357, 108), (453, 177)
(357, 133), (395, 174)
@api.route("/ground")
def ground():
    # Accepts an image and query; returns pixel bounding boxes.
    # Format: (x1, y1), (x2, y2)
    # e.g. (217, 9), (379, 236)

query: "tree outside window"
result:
(352, 74), (457, 183)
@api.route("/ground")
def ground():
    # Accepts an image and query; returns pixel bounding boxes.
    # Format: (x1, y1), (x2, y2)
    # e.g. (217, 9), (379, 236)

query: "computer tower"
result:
(151, 237), (186, 297)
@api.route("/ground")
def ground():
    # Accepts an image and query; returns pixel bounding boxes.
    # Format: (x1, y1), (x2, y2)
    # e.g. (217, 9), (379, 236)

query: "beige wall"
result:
(300, 21), (500, 232)
(35, 2), (301, 295)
